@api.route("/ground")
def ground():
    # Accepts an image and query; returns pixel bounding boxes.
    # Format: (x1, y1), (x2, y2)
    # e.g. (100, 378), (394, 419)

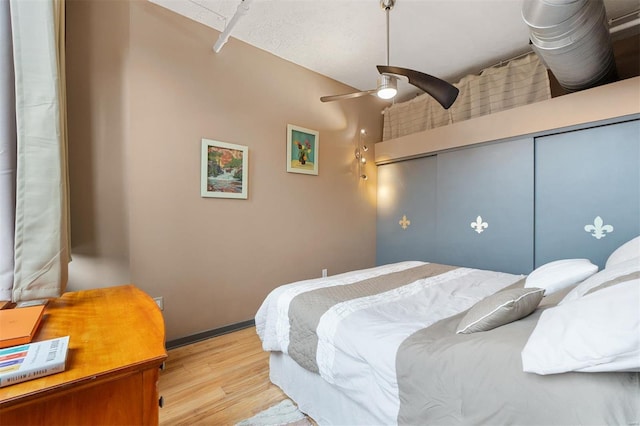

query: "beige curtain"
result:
(55, 0), (71, 285)
(0, 0), (16, 301)
(382, 52), (551, 141)
(9, 0), (69, 302)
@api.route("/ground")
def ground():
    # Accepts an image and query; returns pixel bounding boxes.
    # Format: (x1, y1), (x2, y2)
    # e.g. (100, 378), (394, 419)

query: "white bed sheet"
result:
(270, 352), (378, 425)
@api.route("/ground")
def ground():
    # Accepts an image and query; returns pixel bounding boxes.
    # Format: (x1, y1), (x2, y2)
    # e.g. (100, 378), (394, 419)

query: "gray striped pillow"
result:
(457, 287), (545, 334)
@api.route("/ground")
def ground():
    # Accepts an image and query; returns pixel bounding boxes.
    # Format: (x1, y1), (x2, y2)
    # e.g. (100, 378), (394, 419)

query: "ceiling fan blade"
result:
(377, 65), (459, 109)
(320, 89), (377, 103)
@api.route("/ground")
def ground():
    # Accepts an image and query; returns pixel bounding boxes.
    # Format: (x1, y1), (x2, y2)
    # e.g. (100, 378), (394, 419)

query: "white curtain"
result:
(0, 0), (69, 302)
(382, 52), (551, 140)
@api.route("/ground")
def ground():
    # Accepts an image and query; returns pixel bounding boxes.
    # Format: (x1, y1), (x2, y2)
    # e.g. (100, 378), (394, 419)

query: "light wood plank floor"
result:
(159, 326), (291, 425)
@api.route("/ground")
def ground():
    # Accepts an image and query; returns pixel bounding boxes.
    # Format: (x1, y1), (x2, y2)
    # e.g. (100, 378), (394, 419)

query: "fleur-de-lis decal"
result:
(584, 216), (614, 239)
(470, 216), (488, 234)
(399, 215), (411, 230)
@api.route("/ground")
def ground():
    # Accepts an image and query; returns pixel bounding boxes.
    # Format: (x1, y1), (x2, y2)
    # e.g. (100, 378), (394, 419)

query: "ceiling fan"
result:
(320, 0), (459, 109)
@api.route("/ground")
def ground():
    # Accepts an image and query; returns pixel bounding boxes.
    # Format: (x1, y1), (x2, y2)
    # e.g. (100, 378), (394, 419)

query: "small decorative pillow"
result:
(525, 259), (598, 295)
(456, 287), (545, 334)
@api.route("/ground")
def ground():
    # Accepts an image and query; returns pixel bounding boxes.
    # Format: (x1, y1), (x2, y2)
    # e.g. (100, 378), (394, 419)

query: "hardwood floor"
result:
(158, 326), (290, 425)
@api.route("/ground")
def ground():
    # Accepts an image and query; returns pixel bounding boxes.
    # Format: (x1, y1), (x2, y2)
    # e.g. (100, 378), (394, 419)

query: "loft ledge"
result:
(375, 76), (640, 164)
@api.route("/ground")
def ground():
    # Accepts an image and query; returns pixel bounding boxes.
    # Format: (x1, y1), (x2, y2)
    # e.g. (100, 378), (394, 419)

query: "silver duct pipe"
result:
(522, 0), (617, 91)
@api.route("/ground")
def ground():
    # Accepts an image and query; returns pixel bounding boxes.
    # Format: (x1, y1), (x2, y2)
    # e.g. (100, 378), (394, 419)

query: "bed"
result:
(255, 237), (640, 425)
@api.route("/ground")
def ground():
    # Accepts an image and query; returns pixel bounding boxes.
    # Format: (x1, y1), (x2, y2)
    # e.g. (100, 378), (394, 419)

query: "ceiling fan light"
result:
(377, 74), (398, 99)
(377, 87), (397, 100)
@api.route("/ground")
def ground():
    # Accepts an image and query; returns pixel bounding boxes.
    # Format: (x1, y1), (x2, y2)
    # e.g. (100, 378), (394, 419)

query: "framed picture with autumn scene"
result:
(287, 124), (319, 175)
(201, 138), (248, 199)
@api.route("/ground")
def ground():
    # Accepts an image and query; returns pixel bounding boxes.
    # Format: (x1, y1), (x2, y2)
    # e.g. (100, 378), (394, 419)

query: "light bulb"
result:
(377, 75), (398, 100)
(377, 87), (396, 99)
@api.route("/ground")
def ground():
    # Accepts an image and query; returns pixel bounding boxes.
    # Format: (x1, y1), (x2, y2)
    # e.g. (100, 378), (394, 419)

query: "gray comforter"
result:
(397, 286), (640, 425)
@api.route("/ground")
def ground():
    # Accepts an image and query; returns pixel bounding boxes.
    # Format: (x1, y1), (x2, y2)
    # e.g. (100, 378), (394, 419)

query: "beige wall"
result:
(66, 0), (132, 288)
(66, 0), (385, 340)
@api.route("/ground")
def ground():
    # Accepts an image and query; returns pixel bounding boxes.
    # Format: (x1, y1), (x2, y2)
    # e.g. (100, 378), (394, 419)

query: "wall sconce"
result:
(355, 128), (368, 180)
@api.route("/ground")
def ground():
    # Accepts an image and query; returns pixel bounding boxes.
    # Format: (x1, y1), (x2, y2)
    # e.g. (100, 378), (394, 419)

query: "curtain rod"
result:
(479, 49), (534, 74)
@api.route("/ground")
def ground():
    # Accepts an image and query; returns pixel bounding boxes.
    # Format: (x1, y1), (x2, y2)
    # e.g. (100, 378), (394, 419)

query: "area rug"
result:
(236, 399), (312, 426)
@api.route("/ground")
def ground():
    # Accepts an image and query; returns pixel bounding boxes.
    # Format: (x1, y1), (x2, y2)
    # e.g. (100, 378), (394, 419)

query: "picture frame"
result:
(287, 124), (319, 175)
(201, 138), (248, 199)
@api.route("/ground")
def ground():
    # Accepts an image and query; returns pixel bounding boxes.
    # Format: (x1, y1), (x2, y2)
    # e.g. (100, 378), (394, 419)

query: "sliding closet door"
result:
(377, 155), (438, 265)
(435, 138), (534, 274)
(535, 119), (640, 269)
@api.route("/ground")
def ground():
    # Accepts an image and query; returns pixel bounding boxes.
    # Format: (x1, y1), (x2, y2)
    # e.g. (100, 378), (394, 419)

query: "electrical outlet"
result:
(153, 296), (164, 311)
(322, 268), (328, 278)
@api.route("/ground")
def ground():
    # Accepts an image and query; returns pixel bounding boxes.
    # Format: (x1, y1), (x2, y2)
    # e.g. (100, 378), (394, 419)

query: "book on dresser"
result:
(0, 305), (46, 349)
(0, 336), (70, 387)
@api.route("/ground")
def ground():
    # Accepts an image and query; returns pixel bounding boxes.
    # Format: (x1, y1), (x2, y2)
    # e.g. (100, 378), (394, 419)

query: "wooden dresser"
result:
(0, 285), (167, 425)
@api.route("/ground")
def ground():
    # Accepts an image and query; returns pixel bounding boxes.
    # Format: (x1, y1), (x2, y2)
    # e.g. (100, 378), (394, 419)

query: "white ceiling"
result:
(149, 0), (640, 101)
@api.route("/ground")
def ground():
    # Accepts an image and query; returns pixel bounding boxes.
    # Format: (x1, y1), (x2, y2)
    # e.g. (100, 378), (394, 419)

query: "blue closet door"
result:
(435, 138), (534, 274)
(535, 119), (640, 269)
(376, 155), (438, 265)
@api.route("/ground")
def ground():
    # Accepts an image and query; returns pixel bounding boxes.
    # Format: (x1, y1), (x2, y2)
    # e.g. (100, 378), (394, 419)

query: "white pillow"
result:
(605, 236), (640, 269)
(525, 259), (598, 296)
(561, 257), (640, 305)
(522, 278), (640, 375)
